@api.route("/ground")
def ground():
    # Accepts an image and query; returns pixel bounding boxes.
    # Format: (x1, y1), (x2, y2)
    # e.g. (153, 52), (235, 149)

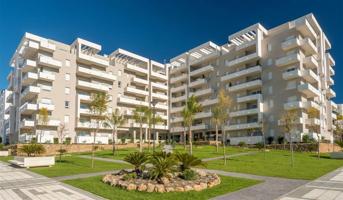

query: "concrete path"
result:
(277, 167), (343, 200)
(78, 155), (129, 164)
(202, 152), (256, 162)
(54, 170), (120, 181)
(0, 161), (104, 200)
(203, 169), (308, 200)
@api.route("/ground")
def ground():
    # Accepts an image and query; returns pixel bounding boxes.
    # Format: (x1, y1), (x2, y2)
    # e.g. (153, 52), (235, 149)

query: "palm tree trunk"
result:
(317, 133), (320, 159)
(290, 132), (294, 167)
(189, 127), (192, 155)
(215, 124), (219, 153)
(139, 124), (143, 152)
(91, 125), (98, 168)
(223, 127), (227, 166)
(148, 126), (151, 152)
(183, 131), (186, 150)
(112, 129), (115, 156)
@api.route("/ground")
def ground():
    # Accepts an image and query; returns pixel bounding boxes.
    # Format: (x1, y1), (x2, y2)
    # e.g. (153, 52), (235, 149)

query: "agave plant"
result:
(124, 152), (148, 176)
(148, 153), (177, 181)
(175, 152), (205, 172)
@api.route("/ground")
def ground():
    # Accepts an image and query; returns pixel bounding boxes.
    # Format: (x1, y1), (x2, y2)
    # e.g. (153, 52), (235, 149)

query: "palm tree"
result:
(89, 92), (109, 168)
(38, 107), (49, 143)
(182, 95), (202, 155)
(175, 152), (205, 171)
(133, 106), (149, 152)
(104, 109), (126, 156)
(124, 152), (148, 176)
(145, 107), (163, 152)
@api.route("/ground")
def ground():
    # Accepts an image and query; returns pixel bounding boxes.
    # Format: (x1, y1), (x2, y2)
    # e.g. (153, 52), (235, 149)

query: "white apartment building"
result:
(0, 89), (12, 144)
(4, 13), (337, 144)
(6, 34), (168, 144)
(169, 13), (337, 144)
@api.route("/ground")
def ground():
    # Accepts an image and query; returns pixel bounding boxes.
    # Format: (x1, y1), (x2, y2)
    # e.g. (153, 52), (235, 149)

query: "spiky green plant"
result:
(175, 152), (205, 172)
(124, 152), (148, 176)
(148, 153), (177, 180)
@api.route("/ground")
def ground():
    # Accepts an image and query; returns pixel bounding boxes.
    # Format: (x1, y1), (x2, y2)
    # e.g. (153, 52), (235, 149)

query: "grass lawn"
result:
(29, 155), (131, 177)
(64, 175), (260, 200)
(205, 150), (343, 180)
(0, 156), (13, 162)
(79, 145), (253, 160)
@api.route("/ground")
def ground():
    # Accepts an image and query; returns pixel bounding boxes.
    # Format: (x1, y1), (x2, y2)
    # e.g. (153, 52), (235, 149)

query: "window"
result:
(267, 59), (273, 66)
(286, 80), (296, 90)
(267, 44), (272, 52)
(269, 115), (274, 122)
(269, 129), (275, 137)
(118, 81), (121, 88)
(268, 72), (272, 80)
(65, 73), (70, 81)
(65, 87), (70, 94)
(65, 101), (70, 109)
(269, 100), (274, 108)
(64, 115), (70, 123)
(65, 59), (70, 67)
(118, 70), (122, 76)
(268, 86), (273, 94)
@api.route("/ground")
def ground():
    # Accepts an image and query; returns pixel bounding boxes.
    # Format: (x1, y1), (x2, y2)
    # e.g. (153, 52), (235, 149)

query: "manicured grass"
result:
(79, 145), (253, 160)
(0, 156), (13, 162)
(29, 155), (131, 177)
(64, 175), (260, 200)
(205, 150), (343, 180)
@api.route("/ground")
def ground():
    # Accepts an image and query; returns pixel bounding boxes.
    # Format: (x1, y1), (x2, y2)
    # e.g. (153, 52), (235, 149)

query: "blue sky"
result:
(0, 0), (342, 101)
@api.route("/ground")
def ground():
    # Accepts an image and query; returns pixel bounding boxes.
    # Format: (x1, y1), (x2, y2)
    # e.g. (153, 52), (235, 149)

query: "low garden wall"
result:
(263, 143), (341, 153)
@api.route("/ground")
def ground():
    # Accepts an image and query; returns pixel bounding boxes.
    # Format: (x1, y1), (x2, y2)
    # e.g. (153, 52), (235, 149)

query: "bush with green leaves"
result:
(175, 152), (205, 172)
(238, 141), (246, 147)
(124, 152), (148, 176)
(277, 136), (284, 144)
(267, 136), (274, 144)
(0, 144), (3, 151)
(123, 173), (137, 180)
(64, 137), (71, 144)
(121, 138), (126, 144)
(53, 138), (59, 144)
(255, 142), (264, 150)
(148, 152), (177, 181)
(336, 141), (343, 150)
(180, 169), (198, 180)
(19, 143), (46, 157)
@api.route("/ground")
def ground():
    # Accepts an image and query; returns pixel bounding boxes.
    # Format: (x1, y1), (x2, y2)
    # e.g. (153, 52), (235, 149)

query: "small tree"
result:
(212, 107), (221, 153)
(182, 95), (202, 155)
(89, 92), (109, 168)
(57, 123), (68, 162)
(133, 106), (149, 152)
(307, 107), (321, 158)
(279, 110), (298, 167)
(104, 109), (126, 156)
(38, 107), (49, 143)
(19, 143), (46, 157)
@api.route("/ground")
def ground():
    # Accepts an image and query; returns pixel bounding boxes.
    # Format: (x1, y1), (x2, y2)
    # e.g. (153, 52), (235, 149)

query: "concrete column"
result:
(133, 130), (136, 143)
(156, 132), (159, 143)
(145, 128), (148, 142)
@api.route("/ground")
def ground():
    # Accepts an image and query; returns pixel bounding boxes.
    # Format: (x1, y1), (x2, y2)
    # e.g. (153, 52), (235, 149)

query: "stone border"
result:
(102, 170), (221, 193)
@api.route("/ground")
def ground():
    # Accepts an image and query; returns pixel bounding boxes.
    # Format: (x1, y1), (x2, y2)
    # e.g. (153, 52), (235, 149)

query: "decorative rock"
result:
(184, 185), (193, 191)
(175, 186), (184, 192)
(127, 183), (137, 191)
(155, 184), (165, 193)
(196, 170), (207, 177)
(193, 184), (202, 191)
(161, 177), (170, 184)
(165, 187), (175, 192)
(146, 183), (155, 192)
(199, 182), (208, 190)
(137, 183), (147, 191)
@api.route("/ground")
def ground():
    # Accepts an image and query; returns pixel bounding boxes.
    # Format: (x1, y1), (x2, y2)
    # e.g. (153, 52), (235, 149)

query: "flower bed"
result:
(102, 169), (220, 193)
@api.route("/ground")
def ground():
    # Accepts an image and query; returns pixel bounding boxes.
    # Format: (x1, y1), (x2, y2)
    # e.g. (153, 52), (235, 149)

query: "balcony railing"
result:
(20, 119), (35, 128)
(225, 52), (259, 67)
(126, 63), (148, 74)
(189, 79), (207, 88)
(221, 65), (261, 82)
(171, 95), (186, 103)
(225, 122), (261, 131)
(21, 59), (37, 72)
(281, 36), (317, 55)
(151, 82), (168, 90)
(151, 71), (167, 81)
(38, 72), (55, 82)
(22, 72), (38, 86)
(200, 98), (218, 107)
(189, 88), (212, 97)
(77, 52), (109, 67)
(171, 85), (186, 93)
(170, 74), (187, 84)
(125, 87), (149, 97)
(237, 93), (261, 103)
(132, 77), (149, 86)
(152, 92), (168, 101)
(298, 83), (320, 97)
(170, 106), (184, 114)
(77, 80), (109, 92)
(78, 66), (116, 81)
(38, 55), (62, 69)
(117, 96), (149, 107)
(275, 53), (301, 67)
(228, 79), (262, 92)
(230, 108), (260, 117)
(190, 65), (214, 77)
(21, 86), (41, 100)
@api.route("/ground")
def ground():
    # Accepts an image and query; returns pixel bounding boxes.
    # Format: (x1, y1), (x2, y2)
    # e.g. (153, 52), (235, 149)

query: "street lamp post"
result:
(151, 100), (157, 152)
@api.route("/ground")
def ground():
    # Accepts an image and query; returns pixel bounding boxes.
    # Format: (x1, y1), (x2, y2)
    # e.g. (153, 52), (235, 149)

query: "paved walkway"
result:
(202, 152), (256, 162)
(54, 170), (120, 181)
(0, 161), (104, 200)
(277, 167), (343, 200)
(77, 155), (128, 164)
(201, 169), (308, 200)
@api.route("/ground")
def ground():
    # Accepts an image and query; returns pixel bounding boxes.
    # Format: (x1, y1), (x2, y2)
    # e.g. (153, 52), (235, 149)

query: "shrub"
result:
(277, 136), (284, 144)
(124, 152), (148, 176)
(336, 141), (343, 149)
(180, 169), (198, 180)
(31, 137), (37, 143)
(64, 137), (71, 144)
(267, 136), (274, 144)
(0, 144), (3, 151)
(19, 144), (46, 157)
(108, 139), (113, 144)
(175, 153), (205, 172)
(148, 153), (177, 181)
(123, 173), (137, 180)
(121, 138), (126, 144)
(255, 142), (264, 150)
(238, 141), (246, 147)
(53, 138), (59, 144)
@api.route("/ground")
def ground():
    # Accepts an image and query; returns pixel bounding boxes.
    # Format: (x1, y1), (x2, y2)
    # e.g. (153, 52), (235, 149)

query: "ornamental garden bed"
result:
(102, 151), (220, 193)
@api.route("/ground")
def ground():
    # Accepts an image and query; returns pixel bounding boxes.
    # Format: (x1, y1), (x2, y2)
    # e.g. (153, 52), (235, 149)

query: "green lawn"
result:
(79, 145), (253, 160)
(205, 150), (343, 180)
(29, 156), (131, 177)
(0, 156), (13, 162)
(64, 175), (260, 200)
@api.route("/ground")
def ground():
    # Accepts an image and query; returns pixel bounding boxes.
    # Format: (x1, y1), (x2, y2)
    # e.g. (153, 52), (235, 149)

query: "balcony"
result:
(20, 103), (37, 114)
(170, 74), (187, 84)
(329, 66), (335, 76)
(22, 72), (38, 86)
(37, 119), (60, 127)
(283, 69), (319, 82)
(275, 53), (301, 67)
(282, 69), (302, 80)
(38, 103), (55, 111)
(190, 65), (214, 77)
(237, 94), (262, 103)
(170, 65), (187, 75)
(38, 72), (55, 82)
(332, 113), (337, 120)
(20, 119), (35, 129)
(155, 103), (168, 110)
(304, 101), (320, 111)
(79, 93), (91, 102)
(326, 53), (335, 66)
(38, 55), (62, 69)
(328, 77), (334, 86)
(191, 124), (208, 131)
(132, 77), (149, 86)
(126, 63), (148, 75)
(225, 52), (259, 67)
(298, 83), (320, 98)
(5, 105), (12, 114)
(295, 18), (318, 40)
(151, 71), (167, 81)
(125, 87), (149, 97)
(39, 41), (56, 52)
(229, 79), (262, 92)
(151, 82), (168, 91)
(170, 106), (184, 114)
(170, 116), (183, 123)
(152, 93), (168, 101)
(221, 65), (261, 82)
(21, 59), (37, 72)
(77, 52), (109, 68)
(230, 108), (260, 117)
(201, 98), (218, 107)
(77, 122), (110, 130)
(302, 69), (319, 83)
(189, 88), (212, 97)
(77, 80), (109, 92)
(284, 101), (304, 110)
(225, 122), (261, 131)
(21, 86), (40, 101)
(189, 79), (207, 88)
(20, 40), (39, 56)
(6, 93), (13, 103)
(77, 66), (116, 81)
(195, 112), (212, 119)
(331, 101), (338, 111)
(306, 118), (320, 126)
(171, 95), (186, 103)
(281, 37), (317, 55)
(327, 88), (336, 98)
(117, 96), (149, 107)
(171, 85), (186, 93)
(303, 56), (318, 69)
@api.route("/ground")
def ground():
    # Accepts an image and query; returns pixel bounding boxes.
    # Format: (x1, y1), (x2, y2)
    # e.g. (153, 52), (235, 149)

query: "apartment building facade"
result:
(169, 13), (337, 144)
(6, 33), (168, 144)
(4, 13), (337, 144)
(0, 89), (11, 144)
